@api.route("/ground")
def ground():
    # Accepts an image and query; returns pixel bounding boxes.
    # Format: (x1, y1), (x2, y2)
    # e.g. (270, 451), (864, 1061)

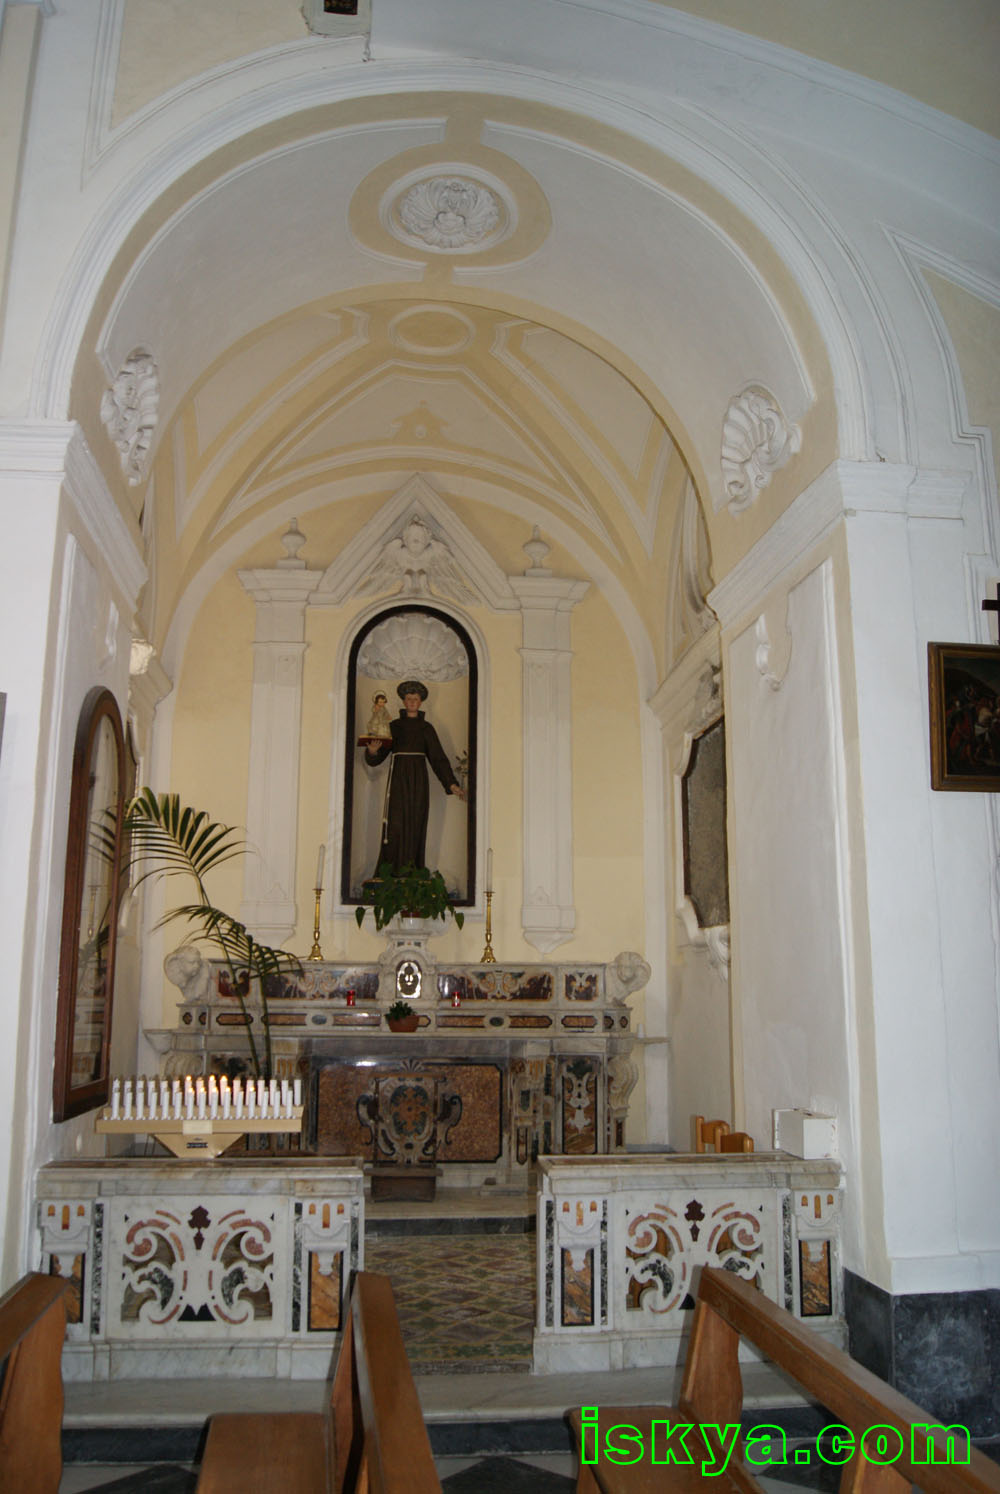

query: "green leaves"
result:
(123, 788), (300, 1079)
(355, 861), (465, 932)
(124, 789), (245, 897)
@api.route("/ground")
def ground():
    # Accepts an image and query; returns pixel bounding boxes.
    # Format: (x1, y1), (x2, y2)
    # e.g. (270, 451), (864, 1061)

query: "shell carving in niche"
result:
(357, 612), (469, 683)
(720, 387), (801, 512)
(397, 177), (502, 250)
(100, 349), (160, 486)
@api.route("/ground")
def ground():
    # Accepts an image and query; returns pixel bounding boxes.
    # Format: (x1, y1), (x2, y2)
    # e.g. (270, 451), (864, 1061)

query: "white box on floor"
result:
(773, 1108), (838, 1159)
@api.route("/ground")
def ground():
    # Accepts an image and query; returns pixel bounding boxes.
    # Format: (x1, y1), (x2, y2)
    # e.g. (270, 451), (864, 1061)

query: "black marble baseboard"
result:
(844, 1269), (1000, 1437)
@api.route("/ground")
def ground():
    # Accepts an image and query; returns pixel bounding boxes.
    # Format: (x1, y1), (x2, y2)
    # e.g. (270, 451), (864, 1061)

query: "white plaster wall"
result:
(650, 631), (735, 1148)
(846, 497), (1000, 1293)
(0, 457), (63, 1281)
(727, 558), (860, 1255)
(0, 427), (140, 1282)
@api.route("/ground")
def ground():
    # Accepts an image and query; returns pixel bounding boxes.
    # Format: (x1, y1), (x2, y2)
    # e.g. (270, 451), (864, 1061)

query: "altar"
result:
(150, 950), (644, 1190)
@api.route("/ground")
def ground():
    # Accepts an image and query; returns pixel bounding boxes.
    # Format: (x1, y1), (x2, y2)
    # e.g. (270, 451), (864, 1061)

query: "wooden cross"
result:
(982, 584), (1000, 641)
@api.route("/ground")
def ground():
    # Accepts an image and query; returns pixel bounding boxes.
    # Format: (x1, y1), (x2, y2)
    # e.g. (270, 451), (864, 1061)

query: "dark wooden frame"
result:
(52, 687), (127, 1121)
(929, 641), (1000, 791)
(341, 604), (478, 907)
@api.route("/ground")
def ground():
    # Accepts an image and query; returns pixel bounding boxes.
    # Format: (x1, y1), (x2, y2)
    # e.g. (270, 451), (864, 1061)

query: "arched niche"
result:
(340, 605), (478, 907)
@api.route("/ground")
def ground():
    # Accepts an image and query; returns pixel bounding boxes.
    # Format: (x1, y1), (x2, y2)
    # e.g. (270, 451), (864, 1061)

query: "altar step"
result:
(61, 1362), (821, 1483)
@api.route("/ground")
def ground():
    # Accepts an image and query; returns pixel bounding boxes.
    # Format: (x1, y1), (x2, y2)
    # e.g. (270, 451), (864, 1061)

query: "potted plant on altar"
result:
(385, 1000), (420, 1033)
(355, 861), (465, 933)
(122, 788), (301, 1080)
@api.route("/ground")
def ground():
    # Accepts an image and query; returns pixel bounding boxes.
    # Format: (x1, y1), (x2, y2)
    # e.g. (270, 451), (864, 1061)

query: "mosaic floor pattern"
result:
(365, 1233), (536, 1371)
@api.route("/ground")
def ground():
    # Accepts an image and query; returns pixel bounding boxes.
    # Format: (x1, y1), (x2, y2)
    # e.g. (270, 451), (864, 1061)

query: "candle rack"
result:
(96, 1077), (304, 1160)
(95, 1111), (304, 1159)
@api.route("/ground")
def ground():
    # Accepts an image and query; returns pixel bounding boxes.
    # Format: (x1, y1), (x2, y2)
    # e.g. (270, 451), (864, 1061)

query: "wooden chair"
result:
(198, 1271), (441, 1493)
(692, 1114), (730, 1152)
(568, 1266), (1000, 1493)
(0, 1273), (69, 1494)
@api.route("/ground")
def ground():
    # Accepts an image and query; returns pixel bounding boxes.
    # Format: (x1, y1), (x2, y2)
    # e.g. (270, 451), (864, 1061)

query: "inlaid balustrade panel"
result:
(36, 1159), (363, 1380)
(534, 1152), (843, 1373)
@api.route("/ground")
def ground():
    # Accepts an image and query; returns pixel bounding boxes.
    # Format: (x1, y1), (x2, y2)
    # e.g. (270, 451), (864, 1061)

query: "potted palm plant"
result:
(354, 861), (464, 933)
(123, 788), (301, 1081)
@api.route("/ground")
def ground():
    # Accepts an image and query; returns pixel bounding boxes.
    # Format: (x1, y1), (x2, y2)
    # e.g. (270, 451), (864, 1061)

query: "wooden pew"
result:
(568, 1266), (1000, 1494)
(197, 1270), (441, 1493)
(0, 1272), (69, 1494)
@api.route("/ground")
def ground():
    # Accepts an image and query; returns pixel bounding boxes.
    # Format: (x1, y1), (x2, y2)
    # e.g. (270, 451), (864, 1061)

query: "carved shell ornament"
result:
(720, 387), (801, 513)
(396, 176), (503, 251)
(100, 349), (160, 486)
(357, 612), (469, 683)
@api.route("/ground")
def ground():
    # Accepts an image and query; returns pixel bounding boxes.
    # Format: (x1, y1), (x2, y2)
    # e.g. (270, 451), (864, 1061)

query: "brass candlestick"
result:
(481, 890), (496, 963)
(308, 887), (323, 961)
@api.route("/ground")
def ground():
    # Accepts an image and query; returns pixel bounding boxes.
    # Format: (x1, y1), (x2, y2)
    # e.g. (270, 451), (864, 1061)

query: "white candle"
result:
(257, 1079), (266, 1111)
(246, 1084), (255, 1119)
(268, 1079), (278, 1114)
(196, 1079), (206, 1119)
(293, 1078), (302, 1108)
(185, 1080), (194, 1120)
(172, 1080), (182, 1120)
(111, 1078), (121, 1120)
(281, 1079), (291, 1117)
(315, 843), (325, 891)
(123, 1080), (133, 1121)
(486, 847), (493, 893)
(234, 1080), (244, 1120)
(221, 1078), (231, 1120)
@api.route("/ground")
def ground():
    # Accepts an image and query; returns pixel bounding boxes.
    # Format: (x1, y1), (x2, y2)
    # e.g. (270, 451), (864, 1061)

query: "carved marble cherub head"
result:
(163, 944), (213, 1003)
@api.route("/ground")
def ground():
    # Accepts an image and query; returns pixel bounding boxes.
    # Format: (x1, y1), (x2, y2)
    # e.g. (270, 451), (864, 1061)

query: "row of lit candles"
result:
(109, 1075), (302, 1122)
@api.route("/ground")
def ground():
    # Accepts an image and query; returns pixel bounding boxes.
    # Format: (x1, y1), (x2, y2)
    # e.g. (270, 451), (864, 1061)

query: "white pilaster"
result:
(237, 563), (321, 945)
(509, 560), (589, 954)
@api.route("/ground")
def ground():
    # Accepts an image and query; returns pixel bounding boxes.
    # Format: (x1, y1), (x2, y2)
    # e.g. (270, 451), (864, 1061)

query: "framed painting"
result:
(929, 642), (1000, 791)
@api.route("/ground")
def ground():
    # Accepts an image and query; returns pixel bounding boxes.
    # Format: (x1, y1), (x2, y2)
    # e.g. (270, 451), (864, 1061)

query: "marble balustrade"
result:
(534, 1152), (845, 1373)
(36, 1158), (364, 1380)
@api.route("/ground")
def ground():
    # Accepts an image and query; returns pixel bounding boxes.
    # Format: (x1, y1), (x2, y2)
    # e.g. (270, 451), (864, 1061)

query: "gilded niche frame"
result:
(52, 687), (127, 1121)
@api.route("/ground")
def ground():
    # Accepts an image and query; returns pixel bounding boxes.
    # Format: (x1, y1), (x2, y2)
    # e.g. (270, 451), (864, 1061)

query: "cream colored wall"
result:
(113, 0), (306, 126)
(659, 0), (1000, 139)
(923, 271), (1000, 513)
(0, 5), (40, 336)
(161, 503), (647, 1033)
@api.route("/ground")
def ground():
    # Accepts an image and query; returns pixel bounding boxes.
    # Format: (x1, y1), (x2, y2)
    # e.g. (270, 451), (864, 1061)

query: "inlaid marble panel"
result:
(308, 1251), (343, 1331)
(561, 1248), (594, 1326)
(317, 1060), (502, 1161)
(561, 1058), (598, 1154)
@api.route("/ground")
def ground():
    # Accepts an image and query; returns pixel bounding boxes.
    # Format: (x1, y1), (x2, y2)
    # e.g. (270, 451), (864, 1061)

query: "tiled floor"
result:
(365, 1233), (535, 1370)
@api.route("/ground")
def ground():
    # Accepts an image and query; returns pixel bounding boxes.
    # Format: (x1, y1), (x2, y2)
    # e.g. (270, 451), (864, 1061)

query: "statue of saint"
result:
(362, 679), (466, 873)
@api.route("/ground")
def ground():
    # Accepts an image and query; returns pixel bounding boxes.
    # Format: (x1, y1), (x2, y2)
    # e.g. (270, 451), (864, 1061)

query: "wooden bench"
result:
(197, 1270), (441, 1493)
(0, 1272), (69, 1494)
(568, 1267), (1000, 1493)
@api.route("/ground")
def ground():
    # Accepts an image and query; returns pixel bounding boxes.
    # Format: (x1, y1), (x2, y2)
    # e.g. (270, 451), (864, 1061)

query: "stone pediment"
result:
(309, 475), (519, 612)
